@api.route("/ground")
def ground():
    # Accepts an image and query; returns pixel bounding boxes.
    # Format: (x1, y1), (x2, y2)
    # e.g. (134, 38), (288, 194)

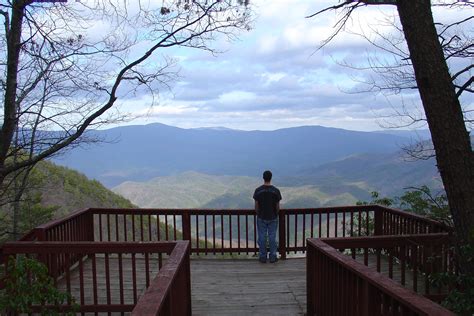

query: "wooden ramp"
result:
(191, 258), (306, 316)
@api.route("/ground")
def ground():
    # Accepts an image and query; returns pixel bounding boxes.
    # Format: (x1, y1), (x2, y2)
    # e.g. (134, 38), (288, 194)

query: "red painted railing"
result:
(7, 205), (449, 260)
(132, 241), (191, 315)
(322, 233), (455, 299)
(0, 204), (452, 315)
(306, 238), (455, 316)
(376, 206), (449, 235)
(1, 240), (190, 314)
(88, 206), (448, 258)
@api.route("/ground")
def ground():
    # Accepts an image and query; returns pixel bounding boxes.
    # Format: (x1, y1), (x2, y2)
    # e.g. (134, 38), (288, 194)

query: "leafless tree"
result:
(335, 8), (473, 159)
(0, 0), (251, 238)
(308, 0), (474, 275)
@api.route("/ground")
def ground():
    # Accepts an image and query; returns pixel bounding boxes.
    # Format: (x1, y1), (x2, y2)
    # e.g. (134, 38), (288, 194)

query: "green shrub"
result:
(430, 244), (474, 315)
(0, 256), (78, 315)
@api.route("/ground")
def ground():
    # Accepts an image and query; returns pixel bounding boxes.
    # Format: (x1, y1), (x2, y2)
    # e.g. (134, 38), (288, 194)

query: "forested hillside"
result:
(0, 160), (134, 242)
(34, 160), (134, 216)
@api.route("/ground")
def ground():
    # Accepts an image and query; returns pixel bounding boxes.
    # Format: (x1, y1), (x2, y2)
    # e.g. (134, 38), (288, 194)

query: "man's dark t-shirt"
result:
(253, 185), (282, 220)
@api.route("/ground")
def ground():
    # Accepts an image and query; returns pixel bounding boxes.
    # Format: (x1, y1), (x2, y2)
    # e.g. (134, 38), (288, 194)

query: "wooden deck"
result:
(191, 258), (306, 316)
(57, 256), (306, 315)
(58, 254), (435, 315)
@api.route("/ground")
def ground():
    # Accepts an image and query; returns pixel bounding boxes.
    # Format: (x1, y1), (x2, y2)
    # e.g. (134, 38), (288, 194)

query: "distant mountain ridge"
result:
(284, 151), (441, 197)
(113, 145), (442, 209)
(112, 171), (361, 209)
(56, 123), (418, 187)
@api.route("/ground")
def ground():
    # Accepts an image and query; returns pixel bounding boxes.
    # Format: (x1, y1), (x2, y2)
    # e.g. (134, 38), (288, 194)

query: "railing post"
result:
(374, 206), (383, 236)
(34, 227), (47, 241)
(87, 210), (95, 242)
(306, 241), (315, 316)
(278, 209), (286, 259)
(33, 227), (52, 276)
(182, 212), (191, 242)
(185, 243), (192, 315)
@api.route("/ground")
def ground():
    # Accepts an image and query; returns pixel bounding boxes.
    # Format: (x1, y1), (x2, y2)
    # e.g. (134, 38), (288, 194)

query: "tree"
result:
(309, 0), (473, 274)
(0, 0), (251, 238)
(335, 3), (472, 160)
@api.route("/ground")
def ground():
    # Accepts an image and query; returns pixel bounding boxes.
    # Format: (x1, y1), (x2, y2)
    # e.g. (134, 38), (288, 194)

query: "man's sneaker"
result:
(269, 257), (278, 263)
(259, 257), (267, 263)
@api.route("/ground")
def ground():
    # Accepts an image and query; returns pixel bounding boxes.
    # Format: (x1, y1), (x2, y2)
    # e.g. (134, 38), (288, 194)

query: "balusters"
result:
(195, 215), (199, 255)
(326, 212), (330, 238)
(245, 215), (249, 254)
(118, 253), (124, 307)
(204, 215), (208, 255)
(148, 214), (152, 241)
(237, 214), (241, 255)
(319, 211), (322, 238)
(221, 215), (225, 255)
(294, 214), (298, 253)
(92, 254), (98, 307)
(173, 215), (177, 240)
(213, 215), (217, 255)
(342, 211), (346, 237)
(79, 254), (85, 306)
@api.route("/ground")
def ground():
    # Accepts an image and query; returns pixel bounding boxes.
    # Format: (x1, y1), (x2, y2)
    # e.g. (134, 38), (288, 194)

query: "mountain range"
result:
(112, 149), (442, 209)
(55, 123), (429, 188)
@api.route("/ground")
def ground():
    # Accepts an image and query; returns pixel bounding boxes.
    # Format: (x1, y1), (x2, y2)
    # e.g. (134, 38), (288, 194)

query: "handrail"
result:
(307, 238), (454, 316)
(375, 205), (451, 232)
(322, 232), (451, 248)
(15, 205), (450, 259)
(1, 241), (177, 254)
(35, 208), (90, 230)
(321, 233), (456, 297)
(1, 241), (188, 314)
(89, 205), (375, 214)
(132, 241), (191, 315)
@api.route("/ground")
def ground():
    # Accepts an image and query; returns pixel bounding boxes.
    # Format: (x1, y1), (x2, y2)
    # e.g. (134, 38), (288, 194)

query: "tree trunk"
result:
(396, 0), (474, 273)
(0, 1), (26, 185)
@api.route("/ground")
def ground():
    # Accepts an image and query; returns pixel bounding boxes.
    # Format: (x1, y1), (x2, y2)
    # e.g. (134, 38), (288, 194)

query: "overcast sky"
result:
(115, 0), (473, 132)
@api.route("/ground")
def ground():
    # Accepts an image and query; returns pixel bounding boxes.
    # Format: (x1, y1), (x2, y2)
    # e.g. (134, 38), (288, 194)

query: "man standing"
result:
(253, 170), (282, 263)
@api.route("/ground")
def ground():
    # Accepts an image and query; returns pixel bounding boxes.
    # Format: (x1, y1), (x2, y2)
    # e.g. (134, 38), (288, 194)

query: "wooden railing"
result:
(132, 241), (191, 315)
(323, 233), (455, 299)
(306, 238), (455, 316)
(89, 205), (449, 258)
(1, 240), (190, 314)
(9, 205), (449, 259)
(376, 206), (449, 235)
(1, 204), (451, 315)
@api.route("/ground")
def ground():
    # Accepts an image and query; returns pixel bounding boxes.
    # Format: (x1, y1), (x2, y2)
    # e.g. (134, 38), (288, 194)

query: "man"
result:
(253, 170), (282, 263)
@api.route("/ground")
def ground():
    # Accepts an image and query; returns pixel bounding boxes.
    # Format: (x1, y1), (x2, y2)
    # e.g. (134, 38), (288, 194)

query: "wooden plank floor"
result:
(57, 254), (438, 315)
(191, 258), (306, 316)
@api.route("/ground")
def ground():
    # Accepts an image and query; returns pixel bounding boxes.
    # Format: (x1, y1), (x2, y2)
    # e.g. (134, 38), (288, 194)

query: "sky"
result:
(92, 1), (473, 131)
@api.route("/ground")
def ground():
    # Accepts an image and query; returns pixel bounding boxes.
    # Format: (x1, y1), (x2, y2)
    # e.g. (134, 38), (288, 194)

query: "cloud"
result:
(113, 0), (470, 132)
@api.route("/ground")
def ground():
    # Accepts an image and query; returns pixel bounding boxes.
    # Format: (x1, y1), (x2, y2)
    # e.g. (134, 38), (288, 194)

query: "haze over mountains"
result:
(56, 123), (430, 187)
(52, 123), (442, 209)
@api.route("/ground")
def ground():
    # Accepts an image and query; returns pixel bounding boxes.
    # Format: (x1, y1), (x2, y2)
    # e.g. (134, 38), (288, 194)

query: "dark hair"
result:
(263, 170), (272, 182)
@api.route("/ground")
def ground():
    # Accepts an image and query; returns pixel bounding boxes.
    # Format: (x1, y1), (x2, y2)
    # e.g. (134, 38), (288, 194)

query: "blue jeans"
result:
(257, 217), (278, 260)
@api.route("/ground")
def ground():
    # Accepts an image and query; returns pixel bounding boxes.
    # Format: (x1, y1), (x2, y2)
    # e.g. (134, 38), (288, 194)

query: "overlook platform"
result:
(1, 206), (456, 315)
